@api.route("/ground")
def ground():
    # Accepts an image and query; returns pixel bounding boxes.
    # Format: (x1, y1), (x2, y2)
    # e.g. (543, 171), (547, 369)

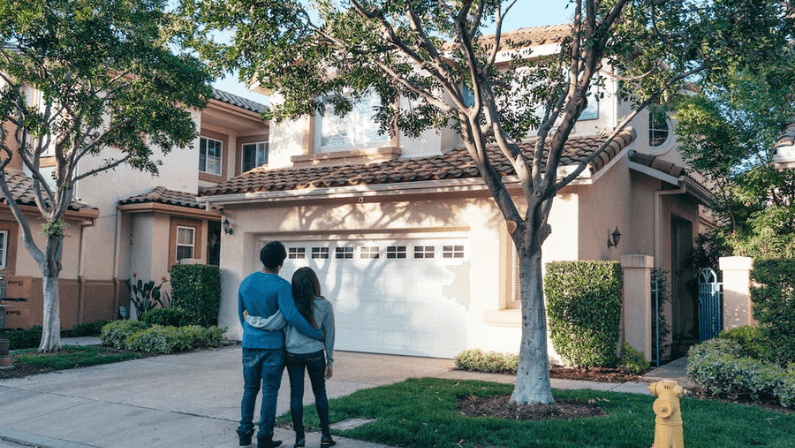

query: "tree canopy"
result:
(0, 0), (213, 352)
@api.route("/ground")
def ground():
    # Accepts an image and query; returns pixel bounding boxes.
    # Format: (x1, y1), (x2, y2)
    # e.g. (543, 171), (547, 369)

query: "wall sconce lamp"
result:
(223, 216), (234, 235)
(607, 227), (621, 248)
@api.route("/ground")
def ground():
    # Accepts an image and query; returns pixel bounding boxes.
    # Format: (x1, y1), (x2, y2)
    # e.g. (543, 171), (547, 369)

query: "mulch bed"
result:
(549, 365), (643, 383)
(457, 394), (607, 421)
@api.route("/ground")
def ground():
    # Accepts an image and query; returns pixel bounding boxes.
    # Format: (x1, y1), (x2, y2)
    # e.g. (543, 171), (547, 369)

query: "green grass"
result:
(279, 377), (795, 448)
(14, 345), (139, 370)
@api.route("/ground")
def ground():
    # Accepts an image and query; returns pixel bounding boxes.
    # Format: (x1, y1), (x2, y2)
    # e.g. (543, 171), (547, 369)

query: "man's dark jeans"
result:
(286, 350), (330, 434)
(239, 347), (285, 438)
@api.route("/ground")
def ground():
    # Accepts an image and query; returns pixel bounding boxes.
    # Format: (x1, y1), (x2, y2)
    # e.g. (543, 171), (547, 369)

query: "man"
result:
(237, 241), (323, 448)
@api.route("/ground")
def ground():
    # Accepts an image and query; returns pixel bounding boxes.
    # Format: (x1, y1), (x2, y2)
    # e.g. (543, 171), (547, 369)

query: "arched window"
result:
(649, 106), (670, 147)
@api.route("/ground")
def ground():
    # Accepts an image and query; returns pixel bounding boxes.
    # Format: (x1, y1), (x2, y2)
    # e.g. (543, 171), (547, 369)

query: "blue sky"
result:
(212, 0), (574, 104)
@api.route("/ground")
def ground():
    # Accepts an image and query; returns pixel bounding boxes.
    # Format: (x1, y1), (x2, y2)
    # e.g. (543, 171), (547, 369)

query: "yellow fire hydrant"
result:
(648, 380), (686, 448)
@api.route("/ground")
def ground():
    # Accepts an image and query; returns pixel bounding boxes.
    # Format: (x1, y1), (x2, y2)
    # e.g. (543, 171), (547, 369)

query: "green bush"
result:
(751, 258), (795, 366)
(687, 339), (794, 408)
(125, 325), (226, 354)
(454, 349), (518, 373)
(140, 308), (185, 327)
(62, 321), (110, 337)
(719, 325), (767, 360)
(3, 326), (42, 350)
(618, 342), (650, 374)
(545, 261), (623, 368)
(99, 320), (149, 349)
(171, 264), (221, 327)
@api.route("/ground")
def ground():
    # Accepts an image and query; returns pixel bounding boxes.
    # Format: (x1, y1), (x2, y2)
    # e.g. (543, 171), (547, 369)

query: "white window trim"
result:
(314, 93), (389, 153)
(176, 226), (195, 261)
(200, 137), (223, 175)
(242, 141), (269, 172)
(0, 230), (7, 268)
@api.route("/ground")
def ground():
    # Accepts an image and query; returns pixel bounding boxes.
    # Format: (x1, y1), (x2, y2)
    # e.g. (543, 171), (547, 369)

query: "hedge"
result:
(750, 258), (795, 367)
(99, 320), (226, 354)
(545, 261), (623, 368)
(171, 264), (221, 327)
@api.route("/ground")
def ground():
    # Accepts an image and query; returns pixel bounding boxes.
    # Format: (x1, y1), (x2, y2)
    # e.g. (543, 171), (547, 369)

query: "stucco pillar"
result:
(719, 256), (754, 330)
(620, 254), (654, 361)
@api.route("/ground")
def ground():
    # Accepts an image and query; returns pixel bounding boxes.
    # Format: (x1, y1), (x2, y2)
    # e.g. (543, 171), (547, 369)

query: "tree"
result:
(188, 0), (792, 404)
(676, 49), (795, 260)
(0, 0), (212, 353)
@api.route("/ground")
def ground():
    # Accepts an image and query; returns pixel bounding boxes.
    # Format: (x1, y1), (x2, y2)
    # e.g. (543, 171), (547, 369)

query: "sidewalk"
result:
(0, 339), (691, 448)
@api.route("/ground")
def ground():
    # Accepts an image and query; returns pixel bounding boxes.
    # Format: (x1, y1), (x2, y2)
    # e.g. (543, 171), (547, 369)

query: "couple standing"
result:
(237, 241), (336, 448)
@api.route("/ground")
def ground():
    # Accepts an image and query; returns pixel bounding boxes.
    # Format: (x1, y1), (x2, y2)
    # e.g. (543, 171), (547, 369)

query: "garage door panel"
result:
(267, 237), (470, 358)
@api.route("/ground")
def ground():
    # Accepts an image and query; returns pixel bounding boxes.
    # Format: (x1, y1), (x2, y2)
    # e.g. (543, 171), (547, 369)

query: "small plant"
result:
(455, 349), (518, 373)
(99, 320), (149, 349)
(126, 275), (171, 319)
(3, 326), (43, 350)
(719, 325), (766, 360)
(140, 308), (185, 327)
(617, 342), (650, 374)
(125, 325), (226, 354)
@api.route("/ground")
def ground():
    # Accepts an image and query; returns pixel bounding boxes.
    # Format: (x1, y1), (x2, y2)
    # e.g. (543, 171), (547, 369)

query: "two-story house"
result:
(1, 88), (269, 329)
(198, 25), (714, 361)
(774, 123), (795, 170)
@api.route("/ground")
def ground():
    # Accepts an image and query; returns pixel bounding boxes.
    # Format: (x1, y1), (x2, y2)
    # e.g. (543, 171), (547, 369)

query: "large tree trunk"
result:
(509, 245), (554, 405)
(38, 275), (61, 353)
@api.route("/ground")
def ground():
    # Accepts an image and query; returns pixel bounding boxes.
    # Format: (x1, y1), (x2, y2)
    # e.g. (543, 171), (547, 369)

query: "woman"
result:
(244, 267), (336, 448)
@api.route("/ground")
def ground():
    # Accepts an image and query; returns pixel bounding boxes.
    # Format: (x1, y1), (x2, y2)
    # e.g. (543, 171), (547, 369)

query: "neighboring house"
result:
(198, 25), (714, 361)
(773, 123), (795, 170)
(1, 88), (269, 328)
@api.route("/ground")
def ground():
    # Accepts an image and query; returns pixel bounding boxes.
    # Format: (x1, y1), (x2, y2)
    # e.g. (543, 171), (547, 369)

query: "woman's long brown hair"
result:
(291, 267), (321, 328)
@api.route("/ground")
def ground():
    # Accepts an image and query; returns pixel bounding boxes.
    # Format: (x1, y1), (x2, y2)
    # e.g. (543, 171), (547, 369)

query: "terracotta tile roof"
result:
(119, 186), (202, 209)
(774, 122), (795, 152)
(1, 171), (94, 211)
(200, 129), (636, 197)
(211, 88), (267, 114)
(627, 151), (686, 177)
(478, 24), (572, 50)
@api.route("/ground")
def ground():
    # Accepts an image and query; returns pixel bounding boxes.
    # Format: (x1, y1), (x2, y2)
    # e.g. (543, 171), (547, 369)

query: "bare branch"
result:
(74, 153), (132, 181)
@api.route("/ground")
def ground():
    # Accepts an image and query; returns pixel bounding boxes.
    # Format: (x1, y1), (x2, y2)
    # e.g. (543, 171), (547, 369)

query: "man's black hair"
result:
(260, 241), (287, 270)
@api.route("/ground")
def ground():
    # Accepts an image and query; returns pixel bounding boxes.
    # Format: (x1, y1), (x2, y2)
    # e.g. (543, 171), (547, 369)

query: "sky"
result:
(211, 0), (575, 105)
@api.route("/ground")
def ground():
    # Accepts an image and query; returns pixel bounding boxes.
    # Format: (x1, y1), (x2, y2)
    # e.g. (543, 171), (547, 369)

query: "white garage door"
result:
(260, 235), (471, 358)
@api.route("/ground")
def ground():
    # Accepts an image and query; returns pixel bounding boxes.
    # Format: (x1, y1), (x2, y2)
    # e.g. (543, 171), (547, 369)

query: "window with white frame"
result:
(649, 105), (670, 147)
(199, 137), (222, 175)
(0, 230), (7, 268)
(386, 246), (406, 259)
(414, 245), (435, 259)
(176, 227), (195, 261)
(312, 247), (329, 259)
(288, 247), (306, 259)
(360, 246), (379, 259)
(314, 93), (389, 152)
(242, 142), (268, 172)
(335, 247), (354, 259)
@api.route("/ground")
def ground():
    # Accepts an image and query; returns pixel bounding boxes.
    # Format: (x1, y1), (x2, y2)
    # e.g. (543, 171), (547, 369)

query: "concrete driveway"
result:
(0, 346), (453, 448)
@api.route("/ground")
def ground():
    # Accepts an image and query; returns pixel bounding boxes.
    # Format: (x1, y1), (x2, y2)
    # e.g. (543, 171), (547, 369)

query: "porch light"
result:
(608, 227), (621, 248)
(223, 217), (234, 235)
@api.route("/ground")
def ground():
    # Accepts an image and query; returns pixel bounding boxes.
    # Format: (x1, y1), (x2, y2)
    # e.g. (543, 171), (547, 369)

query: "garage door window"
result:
(386, 246), (406, 259)
(414, 245), (435, 258)
(443, 245), (465, 258)
(312, 247), (329, 259)
(361, 246), (379, 258)
(289, 247), (306, 259)
(335, 247), (354, 259)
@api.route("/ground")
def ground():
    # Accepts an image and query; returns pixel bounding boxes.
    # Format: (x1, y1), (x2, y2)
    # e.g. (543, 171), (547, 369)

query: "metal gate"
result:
(698, 268), (722, 341)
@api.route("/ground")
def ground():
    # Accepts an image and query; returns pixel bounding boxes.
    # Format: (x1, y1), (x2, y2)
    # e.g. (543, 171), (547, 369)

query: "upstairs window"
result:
(242, 142), (268, 172)
(315, 93), (389, 152)
(649, 106), (670, 147)
(200, 137), (222, 175)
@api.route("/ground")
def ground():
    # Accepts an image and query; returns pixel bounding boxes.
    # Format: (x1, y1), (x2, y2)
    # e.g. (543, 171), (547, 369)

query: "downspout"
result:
(654, 184), (687, 266)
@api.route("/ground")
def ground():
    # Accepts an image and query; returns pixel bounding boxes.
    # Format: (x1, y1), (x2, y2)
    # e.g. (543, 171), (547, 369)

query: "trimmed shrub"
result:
(618, 342), (650, 374)
(3, 326), (42, 350)
(140, 308), (185, 327)
(719, 325), (766, 360)
(751, 258), (795, 366)
(171, 264), (221, 327)
(545, 261), (623, 368)
(455, 349), (518, 374)
(62, 321), (109, 337)
(687, 339), (793, 408)
(125, 325), (226, 354)
(99, 320), (149, 349)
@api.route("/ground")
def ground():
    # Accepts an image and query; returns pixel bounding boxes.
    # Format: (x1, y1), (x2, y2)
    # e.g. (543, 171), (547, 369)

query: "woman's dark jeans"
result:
(286, 350), (329, 435)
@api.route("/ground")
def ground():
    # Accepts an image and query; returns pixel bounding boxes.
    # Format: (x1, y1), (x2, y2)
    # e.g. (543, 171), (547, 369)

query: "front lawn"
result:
(280, 377), (795, 448)
(2, 345), (140, 378)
